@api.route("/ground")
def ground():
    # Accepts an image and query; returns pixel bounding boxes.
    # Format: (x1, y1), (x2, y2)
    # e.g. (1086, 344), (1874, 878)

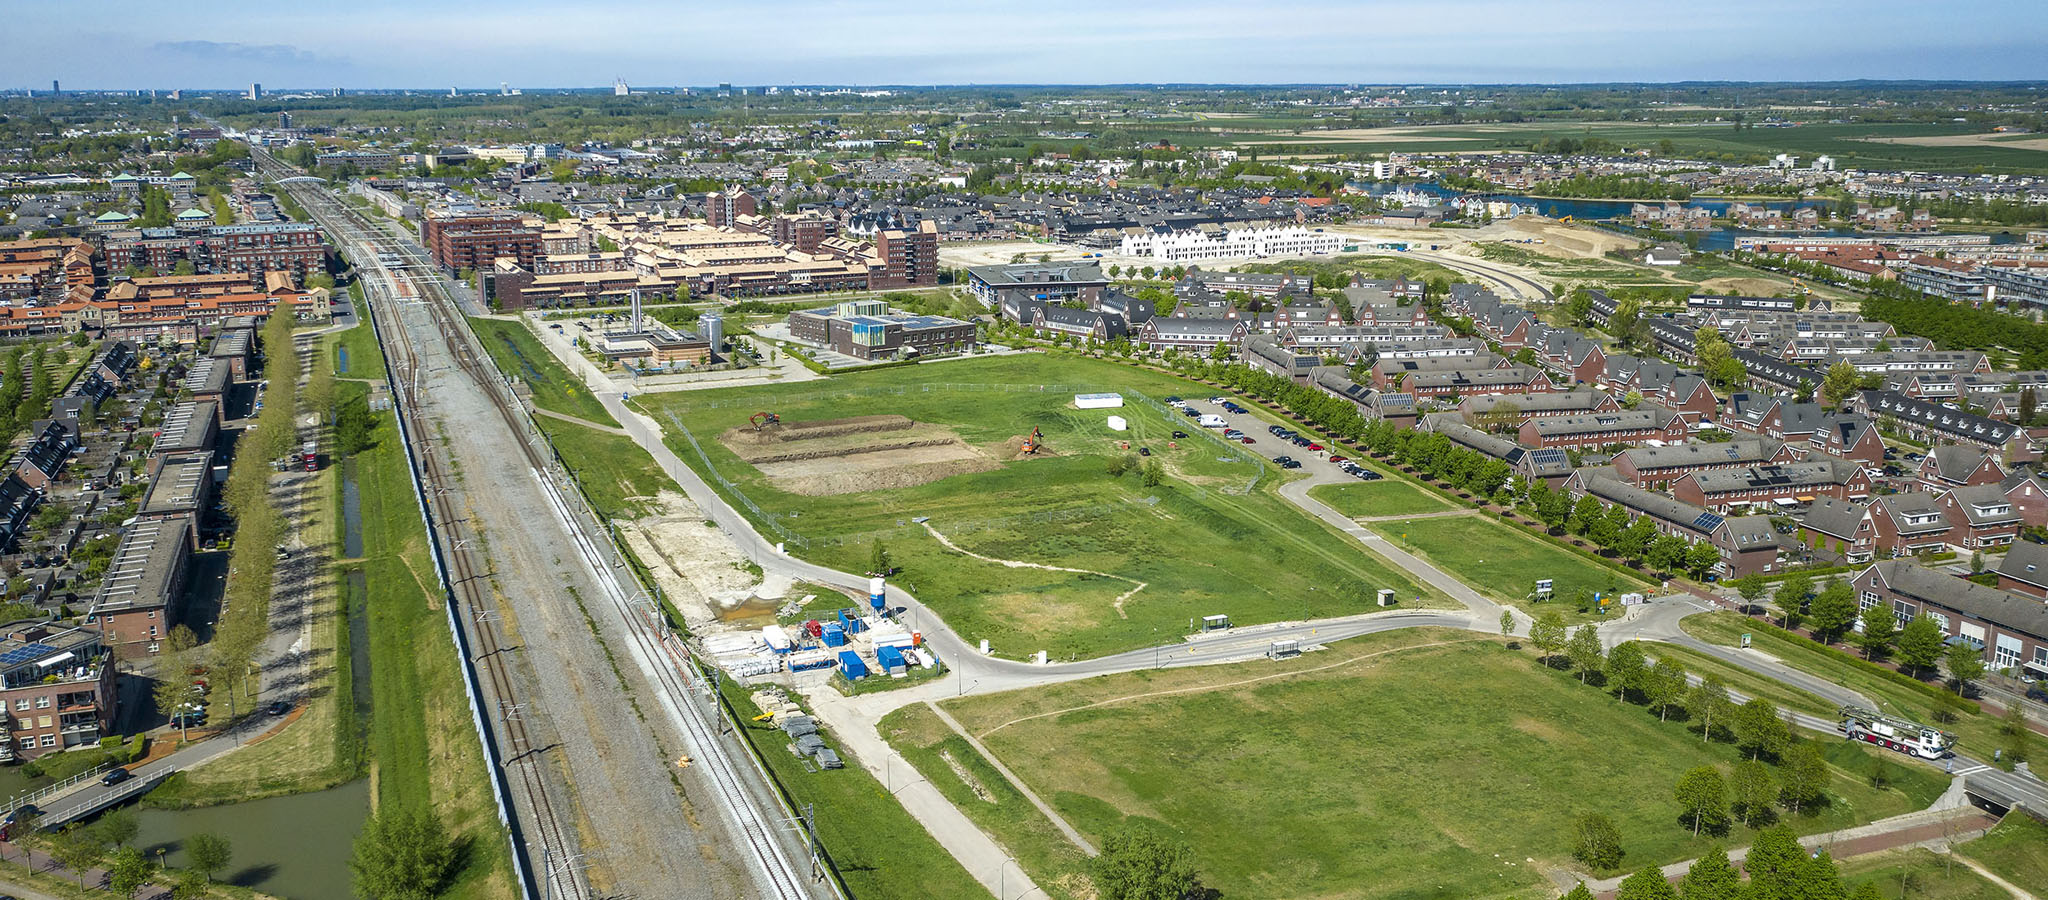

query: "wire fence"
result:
(662, 409), (813, 550)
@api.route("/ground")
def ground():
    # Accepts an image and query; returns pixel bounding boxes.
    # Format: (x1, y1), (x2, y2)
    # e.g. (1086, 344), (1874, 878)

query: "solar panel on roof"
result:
(0, 643), (57, 667)
(1693, 512), (1724, 532)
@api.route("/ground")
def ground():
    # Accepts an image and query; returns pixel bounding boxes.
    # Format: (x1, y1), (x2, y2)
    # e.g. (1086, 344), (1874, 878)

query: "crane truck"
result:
(1839, 705), (1955, 760)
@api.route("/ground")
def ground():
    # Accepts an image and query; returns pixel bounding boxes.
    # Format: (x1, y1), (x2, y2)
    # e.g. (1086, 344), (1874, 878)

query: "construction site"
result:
(716, 413), (1014, 496)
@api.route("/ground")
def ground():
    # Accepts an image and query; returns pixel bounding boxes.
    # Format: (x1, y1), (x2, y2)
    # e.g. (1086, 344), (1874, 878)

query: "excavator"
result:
(749, 411), (780, 430)
(1020, 426), (1044, 454)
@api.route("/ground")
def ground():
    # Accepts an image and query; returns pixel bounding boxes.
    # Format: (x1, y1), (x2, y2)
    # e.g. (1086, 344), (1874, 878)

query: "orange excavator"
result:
(750, 411), (780, 430)
(1020, 426), (1044, 454)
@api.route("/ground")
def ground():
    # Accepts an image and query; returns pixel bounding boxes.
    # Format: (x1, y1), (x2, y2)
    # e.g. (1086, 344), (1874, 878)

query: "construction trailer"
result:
(837, 651), (868, 681)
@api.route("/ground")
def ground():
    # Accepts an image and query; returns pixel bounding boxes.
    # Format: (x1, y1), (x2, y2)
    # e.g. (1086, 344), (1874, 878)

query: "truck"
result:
(1839, 706), (1955, 760)
(1197, 414), (1228, 428)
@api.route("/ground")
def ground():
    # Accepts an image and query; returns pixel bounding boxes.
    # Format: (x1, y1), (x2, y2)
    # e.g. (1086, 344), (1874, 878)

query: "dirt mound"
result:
(766, 449), (999, 496)
(1699, 277), (1791, 297)
(747, 437), (963, 465)
(730, 414), (913, 446)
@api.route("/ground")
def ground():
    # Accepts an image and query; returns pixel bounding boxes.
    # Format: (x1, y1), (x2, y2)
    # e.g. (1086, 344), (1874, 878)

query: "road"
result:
(258, 153), (820, 900)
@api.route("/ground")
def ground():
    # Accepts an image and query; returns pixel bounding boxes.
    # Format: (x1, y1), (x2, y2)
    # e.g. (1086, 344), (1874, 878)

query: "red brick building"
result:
(868, 221), (939, 290)
(423, 207), (542, 272)
(0, 623), (118, 761)
(705, 186), (758, 228)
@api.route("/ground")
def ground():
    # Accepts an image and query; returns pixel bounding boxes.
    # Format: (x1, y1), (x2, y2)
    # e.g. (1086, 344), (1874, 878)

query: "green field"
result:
(537, 418), (673, 520)
(640, 353), (1449, 658)
(1308, 479), (1456, 519)
(1367, 514), (1652, 622)
(1681, 612), (2008, 761)
(1955, 812), (2048, 890)
(917, 631), (1945, 900)
(468, 316), (619, 427)
(331, 315), (387, 379)
(1839, 849), (2007, 900)
(718, 682), (985, 900)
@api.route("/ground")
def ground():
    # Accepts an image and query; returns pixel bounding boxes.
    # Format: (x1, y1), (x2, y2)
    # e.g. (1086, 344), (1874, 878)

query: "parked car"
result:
(1138, 447), (1151, 456)
(1328, 455), (1346, 464)
(1171, 431), (1187, 439)
(1164, 396), (1181, 404)
(1281, 459), (1302, 469)
(269, 701), (292, 717)
(1240, 437), (1256, 444)
(1306, 443), (1324, 452)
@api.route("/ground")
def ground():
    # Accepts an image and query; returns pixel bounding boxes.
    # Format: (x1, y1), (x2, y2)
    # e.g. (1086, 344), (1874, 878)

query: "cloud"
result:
(151, 40), (329, 65)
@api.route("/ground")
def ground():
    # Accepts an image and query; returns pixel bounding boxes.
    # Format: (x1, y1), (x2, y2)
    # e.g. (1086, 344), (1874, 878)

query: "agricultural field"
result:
(639, 353), (1451, 658)
(1307, 478), (1456, 519)
(906, 631), (1947, 900)
(1680, 612), (2010, 762)
(1366, 514), (1653, 622)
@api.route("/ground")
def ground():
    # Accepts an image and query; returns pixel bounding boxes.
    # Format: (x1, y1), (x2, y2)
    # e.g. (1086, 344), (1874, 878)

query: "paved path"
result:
(926, 702), (1096, 856)
(1352, 508), (1479, 522)
(532, 406), (629, 435)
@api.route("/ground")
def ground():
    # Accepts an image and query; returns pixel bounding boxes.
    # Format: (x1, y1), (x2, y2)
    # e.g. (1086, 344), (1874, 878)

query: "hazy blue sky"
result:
(10, 0), (2047, 89)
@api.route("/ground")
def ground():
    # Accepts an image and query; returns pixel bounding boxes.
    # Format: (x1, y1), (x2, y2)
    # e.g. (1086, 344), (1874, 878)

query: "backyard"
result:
(638, 353), (1452, 658)
(904, 630), (1948, 900)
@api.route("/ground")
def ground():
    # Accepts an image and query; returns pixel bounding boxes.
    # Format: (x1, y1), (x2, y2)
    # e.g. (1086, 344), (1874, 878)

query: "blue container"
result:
(876, 645), (907, 674)
(822, 624), (848, 647)
(837, 651), (868, 680)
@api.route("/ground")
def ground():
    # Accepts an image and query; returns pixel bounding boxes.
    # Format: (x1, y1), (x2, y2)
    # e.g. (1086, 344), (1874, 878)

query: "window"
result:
(39, 734), (54, 748)
(34, 697), (49, 709)
(1859, 591), (1879, 610)
(12, 699), (25, 712)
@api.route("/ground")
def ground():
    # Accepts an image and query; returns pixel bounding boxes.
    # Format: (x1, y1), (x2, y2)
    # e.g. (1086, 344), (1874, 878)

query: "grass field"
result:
(1641, 643), (1837, 719)
(339, 382), (514, 899)
(537, 418), (674, 520)
(468, 316), (619, 427)
(1838, 849), (2007, 900)
(641, 353), (1451, 658)
(1366, 514), (1652, 622)
(1681, 612), (2008, 762)
(922, 631), (1946, 900)
(331, 317), (387, 379)
(1955, 812), (2048, 890)
(1307, 479), (1456, 518)
(718, 682), (985, 900)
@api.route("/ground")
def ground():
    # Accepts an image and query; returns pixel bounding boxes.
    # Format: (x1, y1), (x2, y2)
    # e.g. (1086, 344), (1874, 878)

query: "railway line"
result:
(260, 151), (817, 900)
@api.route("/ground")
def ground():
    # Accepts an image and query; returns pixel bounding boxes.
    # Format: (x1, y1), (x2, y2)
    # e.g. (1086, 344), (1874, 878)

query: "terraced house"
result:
(1851, 561), (2048, 679)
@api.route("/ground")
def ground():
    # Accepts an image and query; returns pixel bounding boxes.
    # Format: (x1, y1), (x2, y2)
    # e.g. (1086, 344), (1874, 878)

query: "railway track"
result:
(262, 151), (816, 900)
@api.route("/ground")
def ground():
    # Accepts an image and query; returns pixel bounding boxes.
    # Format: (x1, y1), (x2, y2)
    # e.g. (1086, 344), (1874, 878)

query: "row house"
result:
(1033, 305), (1127, 342)
(1568, 468), (1782, 577)
(1995, 541), (2048, 601)
(1532, 331), (1608, 386)
(1850, 561), (2046, 679)
(1404, 365), (1553, 399)
(1855, 390), (2034, 463)
(1459, 389), (1618, 429)
(1371, 355), (1509, 389)
(1343, 285), (1433, 327)
(1939, 484), (2023, 550)
(1136, 316), (1246, 351)
(1671, 456), (1871, 512)
(1422, 416), (1575, 488)
(1311, 368), (1418, 431)
(1779, 337), (1933, 364)
(1798, 496), (1882, 564)
(1687, 294), (1800, 315)
(1733, 349), (1820, 395)
(1177, 267), (1305, 298)
(1520, 408), (1687, 450)
(1282, 325), (1451, 348)
(1758, 401), (1886, 465)
(1349, 338), (1490, 362)
(1612, 438), (1798, 489)
(1916, 445), (2006, 494)
(1832, 350), (1990, 377)
(1245, 336), (1321, 384)
(1866, 493), (1956, 557)
(1601, 353), (1719, 421)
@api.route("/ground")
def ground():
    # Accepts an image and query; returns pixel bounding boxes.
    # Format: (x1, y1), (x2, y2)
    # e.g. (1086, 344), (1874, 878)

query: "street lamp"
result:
(1000, 857), (1020, 900)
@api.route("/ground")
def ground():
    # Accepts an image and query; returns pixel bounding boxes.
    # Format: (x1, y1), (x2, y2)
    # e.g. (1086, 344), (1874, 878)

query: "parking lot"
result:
(1160, 394), (1379, 486)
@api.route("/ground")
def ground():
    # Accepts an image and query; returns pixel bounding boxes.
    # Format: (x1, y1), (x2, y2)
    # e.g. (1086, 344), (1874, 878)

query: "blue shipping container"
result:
(876, 645), (907, 674)
(822, 625), (848, 647)
(837, 651), (868, 680)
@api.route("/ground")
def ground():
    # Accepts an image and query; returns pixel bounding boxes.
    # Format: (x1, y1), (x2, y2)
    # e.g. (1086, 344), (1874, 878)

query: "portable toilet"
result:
(837, 651), (868, 680)
(821, 622), (848, 647)
(868, 577), (887, 613)
(876, 645), (908, 676)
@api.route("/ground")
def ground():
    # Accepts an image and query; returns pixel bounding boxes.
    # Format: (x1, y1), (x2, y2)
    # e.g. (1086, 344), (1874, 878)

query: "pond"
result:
(131, 778), (368, 900)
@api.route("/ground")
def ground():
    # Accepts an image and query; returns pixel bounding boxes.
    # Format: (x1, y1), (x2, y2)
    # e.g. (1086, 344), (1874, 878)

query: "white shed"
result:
(1106, 415), (1128, 431)
(1074, 392), (1124, 409)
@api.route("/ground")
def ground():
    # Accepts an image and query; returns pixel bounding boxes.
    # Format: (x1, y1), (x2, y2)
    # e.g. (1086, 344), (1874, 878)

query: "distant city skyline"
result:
(6, 0), (2047, 91)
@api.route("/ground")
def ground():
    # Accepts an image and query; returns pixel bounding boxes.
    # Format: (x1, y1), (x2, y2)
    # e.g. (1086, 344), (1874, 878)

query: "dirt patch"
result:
(939, 749), (998, 803)
(1699, 276), (1792, 296)
(619, 490), (789, 630)
(1503, 217), (1644, 259)
(1859, 132), (2048, 152)
(1511, 716), (1566, 742)
(721, 414), (1001, 496)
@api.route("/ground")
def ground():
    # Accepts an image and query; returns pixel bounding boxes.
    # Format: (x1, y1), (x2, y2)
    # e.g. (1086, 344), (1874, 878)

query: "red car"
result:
(1240, 436), (1256, 444)
(1307, 443), (1324, 452)
(1328, 455), (1347, 464)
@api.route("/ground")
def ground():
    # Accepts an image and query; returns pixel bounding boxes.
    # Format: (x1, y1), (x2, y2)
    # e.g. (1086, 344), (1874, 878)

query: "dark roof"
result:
(1865, 559), (2048, 641)
(1995, 541), (2048, 590)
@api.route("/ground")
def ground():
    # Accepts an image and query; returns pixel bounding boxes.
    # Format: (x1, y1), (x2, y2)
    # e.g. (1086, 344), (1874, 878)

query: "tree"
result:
(1730, 760), (1777, 827)
(1778, 742), (1828, 815)
(1794, 849), (1845, 900)
(867, 540), (892, 576)
(108, 846), (155, 898)
(1775, 571), (1815, 611)
(1857, 610), (1897, 661)
(1896, 615), (1945, 676)
(1566, 623), (1604, 683)
(1820, 360), (1862, 408)
(1140, 458), (1165, 487)
(1606, 641), (1648, 699)
(1530, 612), (1568, 661)
(1742, 826), (1806, 900)
(1684, 541), (1721, 579)
(1572, 813), (1625, 870)
(1673, 767), (1727, 837)
(1646, 658), (1688, 722)
(1617, 866), (1679, 900)
(1679, 846), (1742, 900)
(1569, 495), (1604, 536)
(2023, 387), (2039, 426)
(1563, 885), (1596, 900)
(350, 808), (459, 900)
(1731, 573), (1768, 606)
(50, 824), (104, 886)
(1807, 579), (1857, 643)
(155, 655), (196, 738)
(1092, 825), (1199, 900)
(1734, 699), (1790, 761)
(1945, 643), (1986, 691)
(1499, 608), (1516, 637)
(95, 808), (139, 849)
(187, 832), (232, 883)
(1686, 676), (1732, 743)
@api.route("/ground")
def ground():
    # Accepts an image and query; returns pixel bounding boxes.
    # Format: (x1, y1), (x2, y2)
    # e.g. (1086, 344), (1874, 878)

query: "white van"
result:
(1197, 414), (1228, 428)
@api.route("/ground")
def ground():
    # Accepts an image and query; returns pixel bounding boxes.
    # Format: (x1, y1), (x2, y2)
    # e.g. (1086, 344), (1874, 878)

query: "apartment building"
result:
(0, 624), (117, 761)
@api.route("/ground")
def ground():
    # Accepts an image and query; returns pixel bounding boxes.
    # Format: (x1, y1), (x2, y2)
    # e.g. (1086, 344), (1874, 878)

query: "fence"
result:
(661, 410), (813, 551)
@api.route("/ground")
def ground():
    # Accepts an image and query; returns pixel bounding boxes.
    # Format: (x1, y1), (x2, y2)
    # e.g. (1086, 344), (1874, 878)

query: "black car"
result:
(1171, 431), (1187, 439)
(1273, 455), (1294, 464)
(1281, 459), (1303, 469)
(101, 768), (131, 787)
(269, 701), (292, 717)
(1292, 436), (1312, 447)
(1138, 447), (1151, 456)
(1164, 396), (1181, 404)
(2027, 684), (2048, 703)
(1182, 408), (1200, 417)
(1268, 425), (1286, 436)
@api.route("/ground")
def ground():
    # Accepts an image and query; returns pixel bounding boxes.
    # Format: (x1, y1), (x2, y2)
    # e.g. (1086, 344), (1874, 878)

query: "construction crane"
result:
(1020, 426), (1044, 454)
(749, 411), (780, 430)
(1839, 705), (1955, 760)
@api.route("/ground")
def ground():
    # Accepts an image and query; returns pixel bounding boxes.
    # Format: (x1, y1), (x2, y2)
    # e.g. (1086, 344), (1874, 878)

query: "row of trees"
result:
(14, 806), (235, 896)
(1567, 828), (1885, 900)
(1860, 291), (2048, 371)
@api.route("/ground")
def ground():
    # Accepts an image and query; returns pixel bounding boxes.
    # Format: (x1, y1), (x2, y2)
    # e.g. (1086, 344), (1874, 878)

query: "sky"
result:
(9, 0), (2048, 90)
